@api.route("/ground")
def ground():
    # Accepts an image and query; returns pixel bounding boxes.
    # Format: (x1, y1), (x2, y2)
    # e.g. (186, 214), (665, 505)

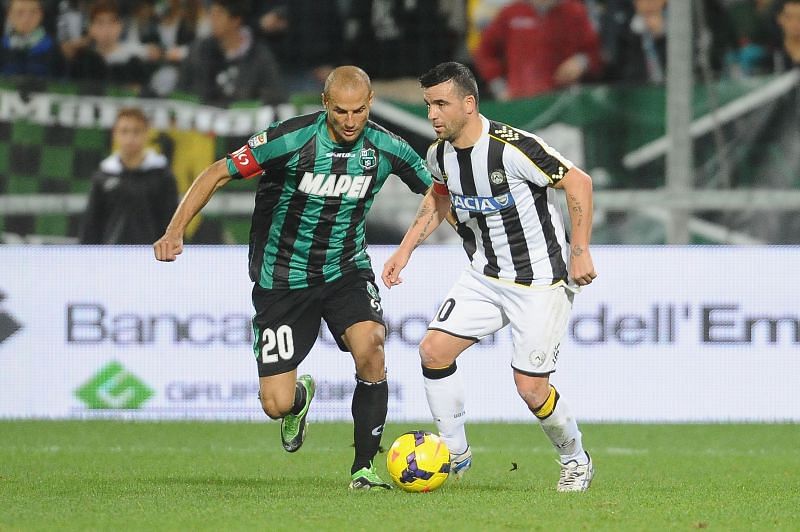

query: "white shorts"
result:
(428, 268), (574, 375)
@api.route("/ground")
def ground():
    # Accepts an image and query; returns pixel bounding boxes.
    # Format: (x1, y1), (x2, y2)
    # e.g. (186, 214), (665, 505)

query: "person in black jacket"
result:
(79, 107), (178, 244)
(254, 0), (343, 93)
(177, 0), (285, 105)
(67, 0), (153, 93)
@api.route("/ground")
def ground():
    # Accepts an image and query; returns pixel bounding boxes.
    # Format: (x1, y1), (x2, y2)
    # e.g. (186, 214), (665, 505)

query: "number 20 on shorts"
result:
(260, 325), (295, 363)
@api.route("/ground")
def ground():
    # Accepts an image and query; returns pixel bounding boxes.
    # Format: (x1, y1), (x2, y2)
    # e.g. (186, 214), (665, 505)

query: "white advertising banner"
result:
(0, 245), (798, 422)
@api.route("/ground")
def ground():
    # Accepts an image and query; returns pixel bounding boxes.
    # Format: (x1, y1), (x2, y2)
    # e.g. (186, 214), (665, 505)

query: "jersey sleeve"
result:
(509, 129), (574, 187)
(425, 142), (449, 195)
(389, 138), (433, 195)
(225, 129), (276, 179)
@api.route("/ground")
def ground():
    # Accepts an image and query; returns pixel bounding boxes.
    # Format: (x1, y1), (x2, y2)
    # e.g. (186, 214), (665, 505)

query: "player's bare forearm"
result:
(445, 209), (458, 229)
(167, 159), (231, 235)
(399, 189), (449, 253)
(154, 159), (231, 261)
(556, 167), (593, 249)
(556, 167), (597, 285)
(382, 189), (449, 288)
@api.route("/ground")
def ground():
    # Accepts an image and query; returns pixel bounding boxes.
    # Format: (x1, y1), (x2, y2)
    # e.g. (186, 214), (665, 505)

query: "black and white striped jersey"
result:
(426, 115), (572, 286)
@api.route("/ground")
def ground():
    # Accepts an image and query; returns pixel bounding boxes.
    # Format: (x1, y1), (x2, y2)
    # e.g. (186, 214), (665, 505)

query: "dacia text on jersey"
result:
(298, 172), (373, 198)
(450, 192), (515, 213)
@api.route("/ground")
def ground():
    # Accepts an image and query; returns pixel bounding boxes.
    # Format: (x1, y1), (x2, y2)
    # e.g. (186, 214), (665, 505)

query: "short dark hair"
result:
(419, 62), (479, 103)
(211, 0), (251, 20)
(89, 0), (120, 21)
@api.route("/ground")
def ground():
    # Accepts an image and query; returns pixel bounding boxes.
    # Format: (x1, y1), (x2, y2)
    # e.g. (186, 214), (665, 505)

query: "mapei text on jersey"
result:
(297, 172), (373, 199)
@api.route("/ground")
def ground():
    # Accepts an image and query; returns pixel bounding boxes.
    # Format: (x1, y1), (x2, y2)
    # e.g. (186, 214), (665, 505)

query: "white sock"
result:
(538, 398), (587, 464)
(423, 366), (468, 456)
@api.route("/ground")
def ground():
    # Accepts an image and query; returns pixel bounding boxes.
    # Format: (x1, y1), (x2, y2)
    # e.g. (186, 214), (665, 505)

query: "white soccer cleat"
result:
(449, 446), (472, 480)
(556, 452), (594, 492)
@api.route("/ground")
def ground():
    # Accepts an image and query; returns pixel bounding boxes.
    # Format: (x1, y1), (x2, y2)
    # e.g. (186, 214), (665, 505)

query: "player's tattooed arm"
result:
(555, 166), (597, 285)
(400, 189), (449, 251)
(554, 167), (592, 243)
(568, 192), (584, 228)
(410, 202), (436, 250)
(382, 189), (449, 288)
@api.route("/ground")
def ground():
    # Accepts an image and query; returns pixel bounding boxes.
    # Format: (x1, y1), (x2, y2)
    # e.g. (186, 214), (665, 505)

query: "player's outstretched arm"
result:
(153, 159), (232, 262)
(554, 167), (597, 286)
(382, 187), (450, 288)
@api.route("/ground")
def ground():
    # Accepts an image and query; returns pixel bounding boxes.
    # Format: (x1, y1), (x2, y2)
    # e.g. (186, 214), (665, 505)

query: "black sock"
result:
(290, 381), (306, 415)
(350, 376), (388, 474)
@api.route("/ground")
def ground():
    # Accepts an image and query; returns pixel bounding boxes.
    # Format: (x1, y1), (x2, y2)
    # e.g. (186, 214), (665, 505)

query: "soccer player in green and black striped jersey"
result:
(154, 66), (433, 490)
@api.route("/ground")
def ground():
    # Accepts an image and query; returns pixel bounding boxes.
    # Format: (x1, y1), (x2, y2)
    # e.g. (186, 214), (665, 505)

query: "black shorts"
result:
(251, 269), (385, 377)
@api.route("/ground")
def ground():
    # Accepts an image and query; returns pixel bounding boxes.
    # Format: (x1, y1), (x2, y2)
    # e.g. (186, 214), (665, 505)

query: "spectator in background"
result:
(79, 107), (178, 245)
(56, 0), (89, 62)
(157, 0), (208, 63)
(603, 0), (668, 84)
(473, 0), (603, 100)
(773, 0), (800, 71)
(122, 0), (160, 47)
(603, 0), (738, 84)
(254, 0), (342, 93)
(177, 0), (285, 105)
(1, 0), (64, 77)
(465, 0), (513, 53)
(68, 0), (151, 92)
(147, 0), (209, 95)
(698, 0), (741, 77)
(342, 0), (466, 102)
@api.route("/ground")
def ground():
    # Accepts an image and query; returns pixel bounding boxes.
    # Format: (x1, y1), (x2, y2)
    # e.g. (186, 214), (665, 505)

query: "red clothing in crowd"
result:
(474, 0), (602, 99)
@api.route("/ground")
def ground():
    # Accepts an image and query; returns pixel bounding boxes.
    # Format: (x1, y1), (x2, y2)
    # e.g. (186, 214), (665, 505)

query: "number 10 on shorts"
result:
(259, 325), (295, 363)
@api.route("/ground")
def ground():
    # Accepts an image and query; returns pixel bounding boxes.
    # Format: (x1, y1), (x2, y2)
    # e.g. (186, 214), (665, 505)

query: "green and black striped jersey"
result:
(226, 111), (432, 289)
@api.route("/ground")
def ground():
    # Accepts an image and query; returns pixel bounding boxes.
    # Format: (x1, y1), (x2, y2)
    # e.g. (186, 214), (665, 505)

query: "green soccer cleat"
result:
(349, 465), (392, 491)
(280, 375), (315, 453)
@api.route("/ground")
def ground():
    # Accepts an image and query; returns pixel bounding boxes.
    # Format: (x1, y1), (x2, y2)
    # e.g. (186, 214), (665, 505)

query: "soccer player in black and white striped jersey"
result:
(382, 62), (597, 492)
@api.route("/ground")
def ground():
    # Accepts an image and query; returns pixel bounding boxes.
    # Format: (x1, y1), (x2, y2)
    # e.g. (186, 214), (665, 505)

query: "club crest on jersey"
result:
(359, 148), (377, 170)
(450, 192), (515, 213)
(366, 281), (380, 301)
(248, 132), (267, 148)
(490, 169), (506, 185)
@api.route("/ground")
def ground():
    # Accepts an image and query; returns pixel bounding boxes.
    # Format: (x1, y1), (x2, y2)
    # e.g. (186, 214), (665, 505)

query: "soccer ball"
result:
(386, 431), (450, 492)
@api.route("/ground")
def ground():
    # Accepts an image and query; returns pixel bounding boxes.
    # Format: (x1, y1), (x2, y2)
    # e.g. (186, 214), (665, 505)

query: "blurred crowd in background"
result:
(1, 0), (799, 105)
(2, 0), (799, 246)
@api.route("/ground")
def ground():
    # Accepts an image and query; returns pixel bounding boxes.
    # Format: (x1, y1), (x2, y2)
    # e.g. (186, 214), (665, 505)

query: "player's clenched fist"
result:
(153, 234), (183, 262)
(382, 250), (411, 288)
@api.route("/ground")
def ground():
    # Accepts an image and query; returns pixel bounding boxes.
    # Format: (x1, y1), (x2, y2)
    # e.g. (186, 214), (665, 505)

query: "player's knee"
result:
(354, 349), (386, 381)
(419, 338), (449, 368)
(259, 394), (291, 420)
(515, 379), (550, 409)
(352, 328), (385, 367)
(361, 326), (385, 354)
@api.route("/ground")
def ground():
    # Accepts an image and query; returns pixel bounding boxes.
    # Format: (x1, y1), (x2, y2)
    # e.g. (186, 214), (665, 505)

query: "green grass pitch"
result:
(1, 421), (798, 531)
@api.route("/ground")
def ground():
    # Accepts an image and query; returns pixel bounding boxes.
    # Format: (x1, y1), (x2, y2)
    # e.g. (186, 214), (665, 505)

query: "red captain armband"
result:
(229, 145), (261, 179)
(432, 182), (449, 195)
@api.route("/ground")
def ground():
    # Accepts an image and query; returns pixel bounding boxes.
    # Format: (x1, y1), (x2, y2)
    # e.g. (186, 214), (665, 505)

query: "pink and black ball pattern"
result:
(399, 431), (451, 484)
